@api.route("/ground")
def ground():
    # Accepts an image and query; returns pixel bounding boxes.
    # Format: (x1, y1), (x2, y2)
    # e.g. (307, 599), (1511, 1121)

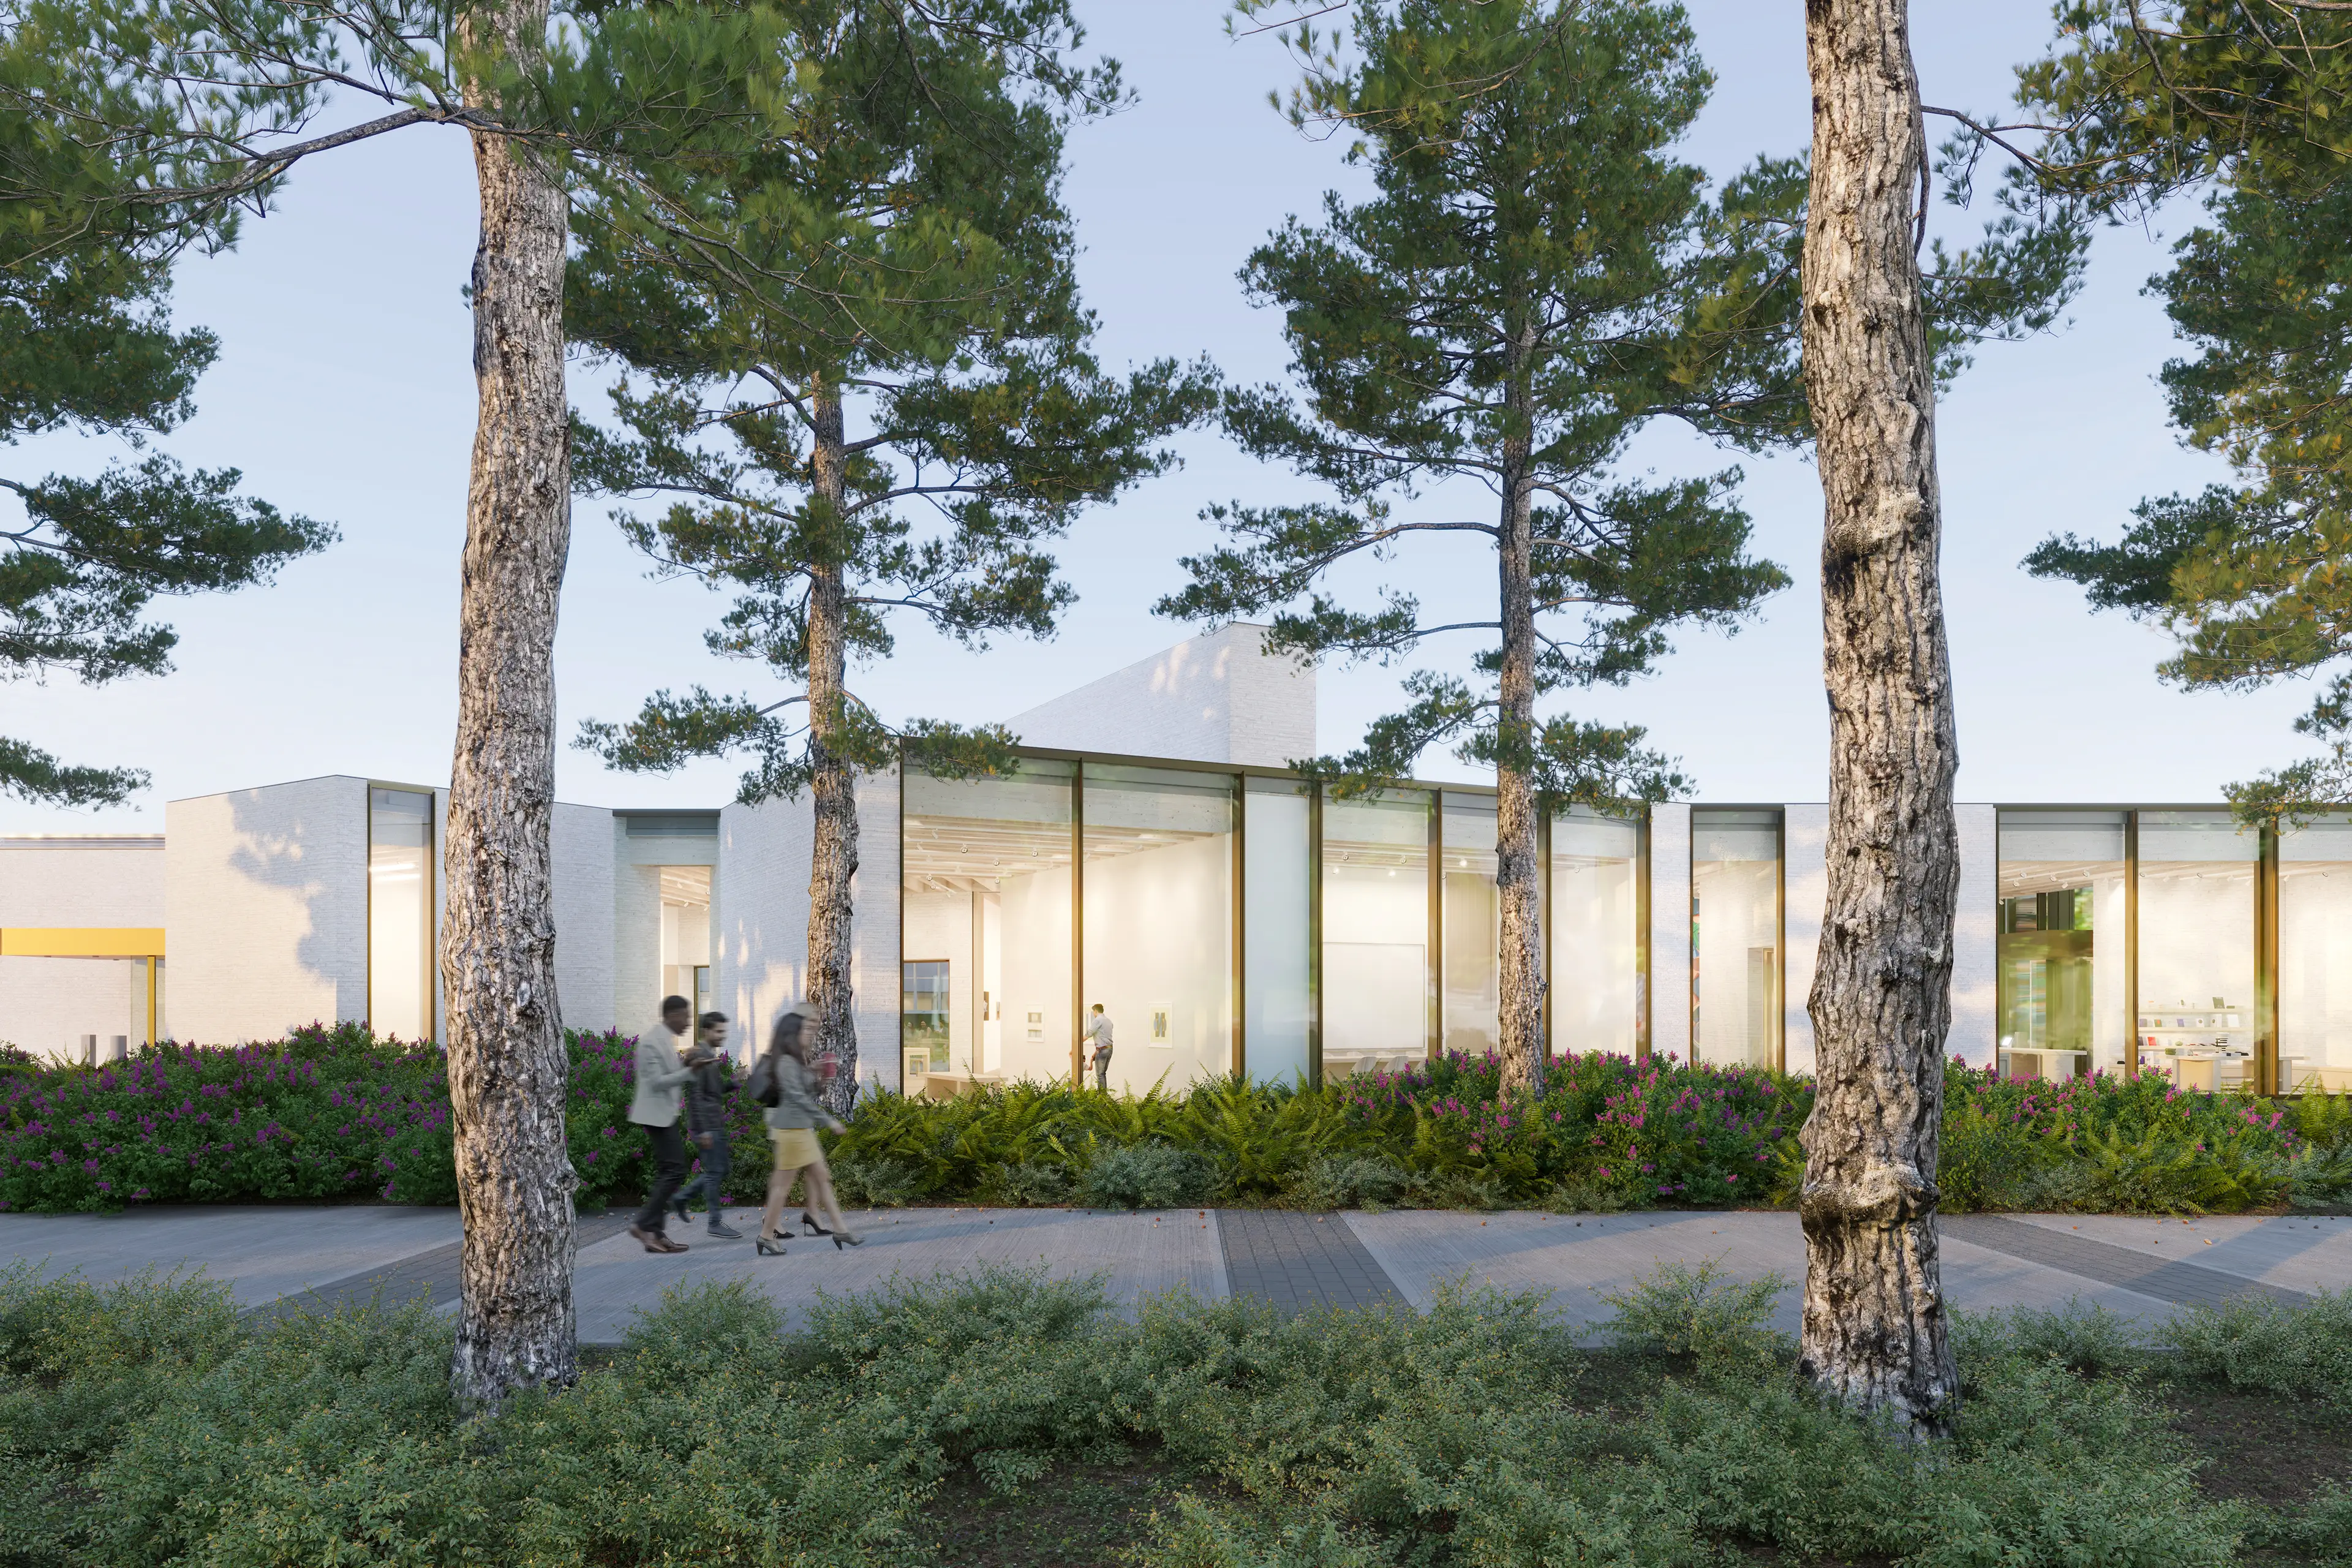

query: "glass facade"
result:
(1081, 764), (1236, 1094)
(1691, 809), (1779, 1069)
(2280, 814), (2352, 1092)
(1441, 794), (1501, 1055)
(902, 959), (950, 1069)
(895, 756), (2352, 1096)
(1322, 790), (1432, 1080)
(367, 788), (432, 1041)
(902, 761), (1074, 1082)
(1996, 810), (2126, 1081)
(1243, 778), (1312, 1087)
(1551, 808), (1640, 1057)
(659, 864), (712, 1016)
(2138, 810), (2259, 1091)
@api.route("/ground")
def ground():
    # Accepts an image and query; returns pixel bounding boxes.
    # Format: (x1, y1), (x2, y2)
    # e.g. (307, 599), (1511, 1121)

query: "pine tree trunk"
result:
(807, 375), (861, 1115)
(443, 0), (577, 1410)
(1494, 356), (1544, 1096)
(1796, 0), (1960, 1435)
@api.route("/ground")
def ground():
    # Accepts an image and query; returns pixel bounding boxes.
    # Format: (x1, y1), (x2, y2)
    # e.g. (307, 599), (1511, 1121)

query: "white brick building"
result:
(1, 625), (2334, 1095)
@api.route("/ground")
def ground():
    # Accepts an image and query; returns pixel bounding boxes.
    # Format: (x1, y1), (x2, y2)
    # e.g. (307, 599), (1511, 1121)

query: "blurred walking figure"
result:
(1084, 1003), (1114, 1091)
(628, 995), (698, 1254)
(673, 1011), (739, 1238)
(753, 1005), (859, 1254)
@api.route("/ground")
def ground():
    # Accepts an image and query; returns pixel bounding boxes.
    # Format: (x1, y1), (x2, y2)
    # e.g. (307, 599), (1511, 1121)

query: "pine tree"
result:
(2010, 6), (2352, 821)
(1163, 0), (1801, 1097)
(566, 0), (1216, 1107)
(0, 0), (806, 1406)
(0, 17), (330, 805)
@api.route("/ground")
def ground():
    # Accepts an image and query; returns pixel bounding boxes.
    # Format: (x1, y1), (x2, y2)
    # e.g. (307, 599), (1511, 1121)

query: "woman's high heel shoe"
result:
(755, 1234), (787, 1257)
(832, 1229), (862, 1249)
(799, 1213), (830, 1237)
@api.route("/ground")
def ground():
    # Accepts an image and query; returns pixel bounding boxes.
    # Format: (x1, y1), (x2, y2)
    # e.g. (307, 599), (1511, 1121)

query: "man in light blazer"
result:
(628, 995), (699, 1253)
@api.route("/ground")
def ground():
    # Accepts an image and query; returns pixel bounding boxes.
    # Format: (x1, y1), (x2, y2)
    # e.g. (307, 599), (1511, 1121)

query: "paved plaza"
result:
(3, 1204), (2348, 1342)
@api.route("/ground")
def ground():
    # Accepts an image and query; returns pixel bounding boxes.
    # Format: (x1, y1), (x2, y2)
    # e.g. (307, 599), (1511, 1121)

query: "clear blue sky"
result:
(0, 1), (2291, 833)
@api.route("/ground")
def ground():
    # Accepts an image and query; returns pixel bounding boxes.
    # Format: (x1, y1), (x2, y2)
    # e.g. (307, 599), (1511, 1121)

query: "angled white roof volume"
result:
(1005, 623), (1316, 769)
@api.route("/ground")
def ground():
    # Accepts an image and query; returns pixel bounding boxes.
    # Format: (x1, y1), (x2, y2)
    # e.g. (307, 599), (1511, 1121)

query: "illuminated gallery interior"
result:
(4, 628), (2350, 1096)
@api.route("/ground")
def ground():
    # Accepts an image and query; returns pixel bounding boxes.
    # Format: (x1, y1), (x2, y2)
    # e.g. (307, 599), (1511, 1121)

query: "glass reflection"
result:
(1441, 794), (1500, 1055)
(368, 788), (432, 1041)
(1551, 809), (1639, 1057)
(1082, 764), (1235, 1094)
(1691, 809), (1778, 1068)
(1243, 779), (1311, 1087)
(1997, 810), (2125, 1081)
(2281, 813), (2352, 1093)
(2137, 810), (2258, 1091)
(901, 761), (1074, 1084)
(1322, 790), (1431, 1080)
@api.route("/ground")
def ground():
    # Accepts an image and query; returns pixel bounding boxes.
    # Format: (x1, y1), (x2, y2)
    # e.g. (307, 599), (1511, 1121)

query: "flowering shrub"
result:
(6, 1028), (2348, 1215)
(0, 1022), (775, 1215)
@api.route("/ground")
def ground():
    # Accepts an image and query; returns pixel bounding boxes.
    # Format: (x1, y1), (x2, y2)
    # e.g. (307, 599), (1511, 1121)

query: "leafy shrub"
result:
(1287, 1155), (1411, 1210)
(832, 1152), (927, 1208)
(1951, 1297), (2147, 1379)
(1594, 1257), (1792, 1372)
(2157, 1287), (2352, 1406)
(1079, 1143), (1217, 1209)
(0, 1264), (2278, 1568)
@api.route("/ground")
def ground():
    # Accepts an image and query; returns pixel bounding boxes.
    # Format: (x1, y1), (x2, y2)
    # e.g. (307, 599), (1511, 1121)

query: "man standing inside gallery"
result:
(1084, 1003), (1114, 1092)
(628, 995), (699, 1253)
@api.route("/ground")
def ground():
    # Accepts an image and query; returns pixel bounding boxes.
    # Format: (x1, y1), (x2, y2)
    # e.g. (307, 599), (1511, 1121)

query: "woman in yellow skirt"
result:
(756, 1008), (859, 1254)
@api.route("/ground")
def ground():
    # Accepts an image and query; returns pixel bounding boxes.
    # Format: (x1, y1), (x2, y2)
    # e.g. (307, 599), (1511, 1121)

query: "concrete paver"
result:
(566, 1205), (1227, 1343)
(7, 1205), (2348, 1341)
(0, 1204), (461, 1307)
(1997, 1213), (2352, 1295)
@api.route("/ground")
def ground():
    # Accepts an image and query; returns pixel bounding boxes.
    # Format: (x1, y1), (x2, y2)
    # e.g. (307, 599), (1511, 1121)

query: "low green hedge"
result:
(6, 1259), (2344, 1566)
(4, 1025), (2351, 1215)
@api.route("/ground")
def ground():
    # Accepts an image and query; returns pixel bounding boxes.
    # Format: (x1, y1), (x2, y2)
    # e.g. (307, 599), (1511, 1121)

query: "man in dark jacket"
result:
(672, 1011), (740, 1238)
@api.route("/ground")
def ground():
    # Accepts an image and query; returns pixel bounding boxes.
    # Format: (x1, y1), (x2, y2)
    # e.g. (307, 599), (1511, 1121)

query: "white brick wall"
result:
(717, 764), (903, 1093)
(166, 776), (368, 1043)
(550, 802), (616, 1035)
(1006, 624), (1314, 767)
(0, 837), (167, 1061)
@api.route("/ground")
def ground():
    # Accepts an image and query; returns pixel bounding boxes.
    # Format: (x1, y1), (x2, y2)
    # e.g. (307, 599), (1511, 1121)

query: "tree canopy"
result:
(567, 0), (1217, 799)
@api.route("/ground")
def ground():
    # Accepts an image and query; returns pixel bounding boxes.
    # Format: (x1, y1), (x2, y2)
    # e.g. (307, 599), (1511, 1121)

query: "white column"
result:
(1649, 803), (1692, 1064)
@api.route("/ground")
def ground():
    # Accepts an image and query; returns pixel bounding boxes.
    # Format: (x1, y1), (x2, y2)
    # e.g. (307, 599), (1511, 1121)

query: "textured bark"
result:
(1494, 334), (1544, 1096)
(1796, 0), (1960, 1434)
(807, 375), (861, 1115)
(443, 0), (578, 1409)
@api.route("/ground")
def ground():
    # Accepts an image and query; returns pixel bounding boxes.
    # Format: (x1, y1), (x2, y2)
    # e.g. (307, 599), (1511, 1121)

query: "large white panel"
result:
(549, 802), (616, 1035)
(165, 776), (368, 1043)
(1648, 803), (1692, 1065)
(1951, 804), (1998, 1068)
(1782, 805), (1827, 1075)
(1243, 785), (1310, 1086)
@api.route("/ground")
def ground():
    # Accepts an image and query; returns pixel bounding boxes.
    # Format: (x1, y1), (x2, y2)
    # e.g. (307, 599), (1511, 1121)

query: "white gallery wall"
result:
(0, 837), (165, 1060)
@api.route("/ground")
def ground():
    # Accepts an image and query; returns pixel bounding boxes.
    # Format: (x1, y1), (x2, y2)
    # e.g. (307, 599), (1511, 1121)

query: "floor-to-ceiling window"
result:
(659, 865), (712, 1016)
(2280, 813), (2352, 1091)
(1322, 789), (1431, 1079)
(2139, 810), (2260, 1091)
(1691, 809), (1779, 1069)
(1441, 793), (1500, 1055)
(1551, 807), (1640, 1057)
(901, 959), (951, 1072)
(1081, 764), (1235, 1094)
(1995, 810), (2125, 1081)
(367, 788), (432, 1041)
(1243, 778), (1312, 1087)
(901, 761), (1074, 1084)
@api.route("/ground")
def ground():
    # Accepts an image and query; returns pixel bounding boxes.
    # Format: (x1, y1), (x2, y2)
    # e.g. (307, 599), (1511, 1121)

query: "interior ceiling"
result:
(659, 865), (712, 905)
(1999, 860), (2255, 898)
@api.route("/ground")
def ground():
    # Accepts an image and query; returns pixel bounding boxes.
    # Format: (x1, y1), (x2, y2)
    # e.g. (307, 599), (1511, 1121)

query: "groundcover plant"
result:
(2, 1258), (2346, 1566)
(2, 1028), (2350, 1215)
